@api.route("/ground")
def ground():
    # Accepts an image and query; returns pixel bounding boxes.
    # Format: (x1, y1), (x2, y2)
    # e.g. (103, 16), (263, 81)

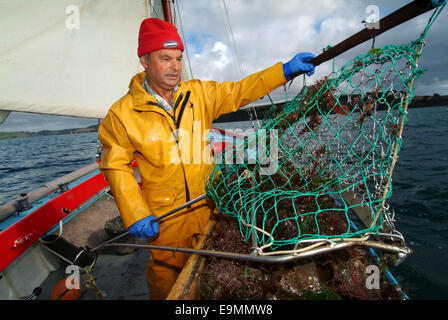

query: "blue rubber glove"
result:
(283, 52), (316, 80)
(128, 215), (159, 238)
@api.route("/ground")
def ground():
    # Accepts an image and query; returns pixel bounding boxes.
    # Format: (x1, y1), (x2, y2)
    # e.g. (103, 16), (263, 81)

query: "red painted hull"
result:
(0, 171), (108, 272)
(0, 139), (229, 271)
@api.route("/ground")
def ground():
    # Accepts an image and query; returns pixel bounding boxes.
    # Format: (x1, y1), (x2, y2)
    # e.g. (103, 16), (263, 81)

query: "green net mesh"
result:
(205, 6), (443, 255)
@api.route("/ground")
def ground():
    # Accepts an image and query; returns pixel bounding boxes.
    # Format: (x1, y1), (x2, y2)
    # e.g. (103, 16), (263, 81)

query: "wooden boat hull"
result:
(167, 221), (216, 300)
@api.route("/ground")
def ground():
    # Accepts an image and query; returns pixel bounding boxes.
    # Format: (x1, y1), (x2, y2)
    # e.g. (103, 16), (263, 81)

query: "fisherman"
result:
(98, 17), (316, 300)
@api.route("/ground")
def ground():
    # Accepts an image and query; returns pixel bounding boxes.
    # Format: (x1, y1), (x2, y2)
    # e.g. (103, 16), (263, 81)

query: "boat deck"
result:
(35, 190), (151, 300)
(29, 188), (407, 300)
(36, 247), (150, 300)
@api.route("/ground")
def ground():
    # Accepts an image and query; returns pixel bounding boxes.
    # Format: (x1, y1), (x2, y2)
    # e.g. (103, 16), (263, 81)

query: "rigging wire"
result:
(174, 0), (194, 80)
(150, 0), (161, 19)
(219, 0), (261, 129)
(220, 0), (242, 76)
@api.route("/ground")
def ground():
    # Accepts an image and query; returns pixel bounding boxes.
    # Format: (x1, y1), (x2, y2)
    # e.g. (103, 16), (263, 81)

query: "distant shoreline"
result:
(0, 94), (446, 140)
(0, 124), (98, 140)
(215, 95), (448, 123)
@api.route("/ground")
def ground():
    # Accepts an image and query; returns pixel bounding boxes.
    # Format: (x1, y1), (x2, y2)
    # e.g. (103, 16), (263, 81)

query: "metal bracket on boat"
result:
(16, 193), (32, 213)
(58, 182), (69, 194)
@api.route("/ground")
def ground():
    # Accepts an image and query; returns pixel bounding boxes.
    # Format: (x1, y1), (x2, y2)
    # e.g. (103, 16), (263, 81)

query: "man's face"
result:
(141, 49), (182, 91)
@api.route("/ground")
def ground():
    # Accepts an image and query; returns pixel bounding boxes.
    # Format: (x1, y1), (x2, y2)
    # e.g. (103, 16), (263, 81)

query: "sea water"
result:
(0, 106), (447, 299)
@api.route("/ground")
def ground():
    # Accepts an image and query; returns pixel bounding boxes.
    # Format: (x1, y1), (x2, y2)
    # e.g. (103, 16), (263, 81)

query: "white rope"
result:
(219, 0), (261, 129)
(38, 220), (63, 244)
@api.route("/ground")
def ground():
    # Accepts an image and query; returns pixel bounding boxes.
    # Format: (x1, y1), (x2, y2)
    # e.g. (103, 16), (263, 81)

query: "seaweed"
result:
(199, 213), (404, 300)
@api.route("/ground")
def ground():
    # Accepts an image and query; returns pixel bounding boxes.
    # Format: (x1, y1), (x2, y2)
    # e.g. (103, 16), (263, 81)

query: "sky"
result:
(1, 0), (447, 132)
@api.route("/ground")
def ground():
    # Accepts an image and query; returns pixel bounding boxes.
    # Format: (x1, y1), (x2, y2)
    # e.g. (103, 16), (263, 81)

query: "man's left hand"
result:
(283, 52), (316, 80)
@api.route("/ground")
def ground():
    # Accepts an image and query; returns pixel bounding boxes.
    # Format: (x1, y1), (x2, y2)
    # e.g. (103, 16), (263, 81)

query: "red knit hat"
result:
(137, 18), (184, 57)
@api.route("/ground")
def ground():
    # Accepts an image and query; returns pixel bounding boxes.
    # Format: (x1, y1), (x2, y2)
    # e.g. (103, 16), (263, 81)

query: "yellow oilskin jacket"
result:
(99, 62), (286, 245)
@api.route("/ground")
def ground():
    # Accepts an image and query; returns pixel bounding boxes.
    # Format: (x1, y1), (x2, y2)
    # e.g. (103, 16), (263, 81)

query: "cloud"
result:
(210, 41), (230, 69)
(2, 1), (446, 132)
(176, 0), (447, 97)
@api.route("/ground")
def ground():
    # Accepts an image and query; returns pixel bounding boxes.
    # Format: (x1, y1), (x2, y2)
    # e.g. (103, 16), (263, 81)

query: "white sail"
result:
(0, 0), (151, 119)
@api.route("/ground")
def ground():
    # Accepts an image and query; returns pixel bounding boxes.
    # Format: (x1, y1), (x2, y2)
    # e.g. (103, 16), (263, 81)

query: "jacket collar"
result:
(129, 71), (185, 115)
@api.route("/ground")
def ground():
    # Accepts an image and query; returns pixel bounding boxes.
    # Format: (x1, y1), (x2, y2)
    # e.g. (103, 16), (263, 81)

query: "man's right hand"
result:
(128, 215), (160, 238)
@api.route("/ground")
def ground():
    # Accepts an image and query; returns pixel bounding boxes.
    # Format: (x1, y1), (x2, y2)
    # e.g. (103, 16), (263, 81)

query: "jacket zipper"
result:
(146, 92), (192, 206)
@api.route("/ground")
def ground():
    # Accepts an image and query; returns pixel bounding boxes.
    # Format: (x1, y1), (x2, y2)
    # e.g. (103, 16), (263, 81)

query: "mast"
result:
(161, 0), (174, 24)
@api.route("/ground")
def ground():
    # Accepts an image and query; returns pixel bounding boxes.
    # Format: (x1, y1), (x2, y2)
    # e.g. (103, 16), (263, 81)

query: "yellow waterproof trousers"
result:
(145, 233), (201, 300)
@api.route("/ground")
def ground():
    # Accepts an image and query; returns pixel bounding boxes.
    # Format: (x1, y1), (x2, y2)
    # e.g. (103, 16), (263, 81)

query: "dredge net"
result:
(205, 6), (443, 256)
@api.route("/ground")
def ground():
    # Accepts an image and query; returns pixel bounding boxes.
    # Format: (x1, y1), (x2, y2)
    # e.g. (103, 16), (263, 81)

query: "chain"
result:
(82, 266), (107, 299)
